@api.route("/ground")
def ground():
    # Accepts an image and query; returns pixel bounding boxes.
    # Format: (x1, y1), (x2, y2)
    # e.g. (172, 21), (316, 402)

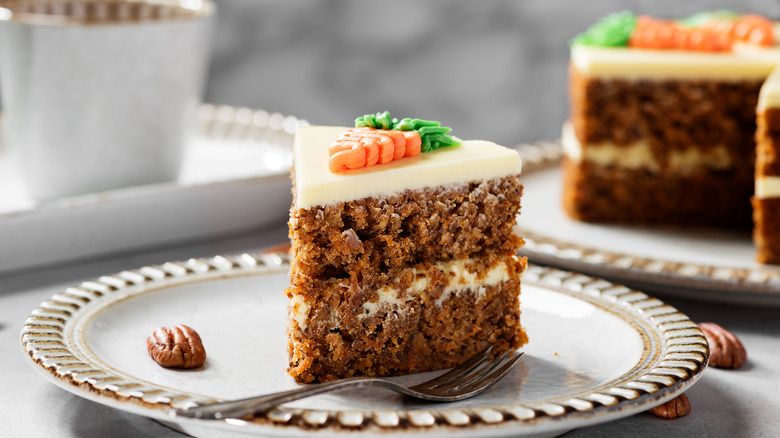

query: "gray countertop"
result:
(2, 223), (779, 437)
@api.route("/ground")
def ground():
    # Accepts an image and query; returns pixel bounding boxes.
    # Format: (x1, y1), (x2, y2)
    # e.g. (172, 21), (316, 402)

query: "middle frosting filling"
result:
(562, 123), (733, 173)
(756, 176), (780, 198)
(289, 257), (516, 331)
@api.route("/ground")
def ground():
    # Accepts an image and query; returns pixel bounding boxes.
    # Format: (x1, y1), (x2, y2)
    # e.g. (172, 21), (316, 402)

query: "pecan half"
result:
(649, 393), (691, 419)
(697, 322), (747, 369)
(147, 324), (206, 369)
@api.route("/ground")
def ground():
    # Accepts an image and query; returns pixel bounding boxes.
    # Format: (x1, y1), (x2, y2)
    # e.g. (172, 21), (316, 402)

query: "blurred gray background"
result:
(205, 0), (780, 147)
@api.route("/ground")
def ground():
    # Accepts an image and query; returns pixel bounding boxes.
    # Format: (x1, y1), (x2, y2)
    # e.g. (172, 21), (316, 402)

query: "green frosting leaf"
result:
(354, 112), (461, 152)
(571, 11), (637, 47)
(355, 111), (395, 129)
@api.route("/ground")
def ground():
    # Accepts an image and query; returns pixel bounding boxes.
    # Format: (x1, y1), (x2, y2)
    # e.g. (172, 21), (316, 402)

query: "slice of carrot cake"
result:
(754, 66), (780, 263)
(564, 11), (780, 228)
(286, 112), (527, 383)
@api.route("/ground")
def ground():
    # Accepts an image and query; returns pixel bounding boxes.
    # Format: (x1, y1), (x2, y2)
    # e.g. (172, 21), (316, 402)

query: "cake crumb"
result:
(341, 228), (363, 251)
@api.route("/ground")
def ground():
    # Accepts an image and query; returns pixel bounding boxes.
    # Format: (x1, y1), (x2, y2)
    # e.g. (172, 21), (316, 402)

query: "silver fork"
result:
(172, 347), (523, 420)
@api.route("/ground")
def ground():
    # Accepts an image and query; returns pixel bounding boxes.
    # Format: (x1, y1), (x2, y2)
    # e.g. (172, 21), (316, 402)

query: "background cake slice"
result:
(754, 66), (780, 263)
(286, 119), (527, 383)
(563, 11), (780, 227)
(564, 11), (780, 264)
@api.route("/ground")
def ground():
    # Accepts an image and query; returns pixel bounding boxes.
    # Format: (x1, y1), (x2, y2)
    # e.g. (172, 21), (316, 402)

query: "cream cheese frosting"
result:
(562, 123), (732, 172)
(571, 24), (780, 81)
(755, 176), (780, 198)
(571, 45), (780, 80)
(757, 66), (780, 111)
(293, 125), (522, 209)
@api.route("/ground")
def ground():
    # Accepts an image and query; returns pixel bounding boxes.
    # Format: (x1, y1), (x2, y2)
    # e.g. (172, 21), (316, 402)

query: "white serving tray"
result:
(0, 104), (305, 274)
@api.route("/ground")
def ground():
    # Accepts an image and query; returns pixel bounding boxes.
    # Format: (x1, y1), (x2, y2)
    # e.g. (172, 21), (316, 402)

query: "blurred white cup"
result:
(0, 0), (214, 200)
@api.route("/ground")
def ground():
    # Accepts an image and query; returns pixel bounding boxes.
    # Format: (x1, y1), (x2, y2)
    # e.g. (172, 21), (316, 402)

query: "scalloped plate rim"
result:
(20, 253), (708, 437)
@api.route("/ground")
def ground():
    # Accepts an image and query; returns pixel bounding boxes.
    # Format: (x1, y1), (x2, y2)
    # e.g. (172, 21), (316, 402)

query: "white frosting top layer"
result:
(757, 66), (780, 111)
(293, 126), (522, 209)
(571, 32), (780, 80)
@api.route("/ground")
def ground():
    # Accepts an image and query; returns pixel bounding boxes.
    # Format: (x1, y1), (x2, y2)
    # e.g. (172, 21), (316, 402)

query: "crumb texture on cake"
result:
(753, 198), (780, 263)
(290, 176), (523, 282)
(287, 255), (527, 383)
(562, 156), (752, 227)
(756, 108), (780, 178)
(570, 66), (760, 170)
(754, 106), (780, 263)
(286, 167), (526, 382)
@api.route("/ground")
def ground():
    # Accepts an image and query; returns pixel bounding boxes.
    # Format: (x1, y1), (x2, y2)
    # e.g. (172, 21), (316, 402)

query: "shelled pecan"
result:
(147, 324), (207, 369)
(649, 393), (691, 419)
(698, 322), (747, 369)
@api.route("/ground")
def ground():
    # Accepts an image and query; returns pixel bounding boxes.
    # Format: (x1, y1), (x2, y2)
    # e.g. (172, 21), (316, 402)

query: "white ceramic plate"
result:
(516, 142), (780, 307)
(0, 104), (305, 274)
(22, 253), (707, 438)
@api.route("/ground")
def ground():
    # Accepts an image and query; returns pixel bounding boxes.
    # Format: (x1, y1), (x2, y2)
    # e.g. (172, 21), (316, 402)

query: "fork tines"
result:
(410, 347), (524, 400)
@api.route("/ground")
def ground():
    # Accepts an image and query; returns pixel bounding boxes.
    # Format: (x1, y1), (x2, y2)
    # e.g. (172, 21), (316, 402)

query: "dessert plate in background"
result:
(22, 253), (706, 438)
(0, 105), (305, 275)
(517, 141), (780, 307)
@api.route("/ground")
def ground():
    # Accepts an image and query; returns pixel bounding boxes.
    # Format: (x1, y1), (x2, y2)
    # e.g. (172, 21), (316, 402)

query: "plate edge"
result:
(20, 253), (709, 434)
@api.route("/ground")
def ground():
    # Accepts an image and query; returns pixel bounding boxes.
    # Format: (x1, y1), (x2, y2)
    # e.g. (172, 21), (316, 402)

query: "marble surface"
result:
(2, 1), (780, 437)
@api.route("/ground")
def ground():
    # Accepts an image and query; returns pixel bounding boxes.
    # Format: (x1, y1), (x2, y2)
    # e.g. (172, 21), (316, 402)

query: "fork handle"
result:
(172, 377), (391, 420)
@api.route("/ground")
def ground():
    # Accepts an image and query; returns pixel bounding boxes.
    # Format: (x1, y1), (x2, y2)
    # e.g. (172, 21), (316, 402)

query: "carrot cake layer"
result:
(288, 254), (526, 382)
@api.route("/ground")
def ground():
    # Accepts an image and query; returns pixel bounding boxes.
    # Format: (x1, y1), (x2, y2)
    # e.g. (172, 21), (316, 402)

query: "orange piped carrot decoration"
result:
(329, 128), (422, 173)
(629, 15), (732, 52)
(629, 16), (676, 49)
(574, 11), (775, 52)
(402, 131), (422, 157)
(341, 129), (396, 164)
(732, 14), (774, 46)
(328, 140), (367, 173)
